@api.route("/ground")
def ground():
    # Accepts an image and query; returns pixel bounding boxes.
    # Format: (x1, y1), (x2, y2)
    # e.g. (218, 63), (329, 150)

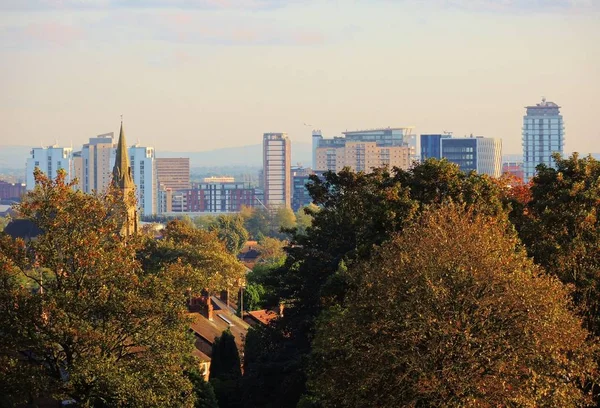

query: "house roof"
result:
(3, 219), (42, 240)
(246, 309), (279, 326)
(188, 296), (250, 353)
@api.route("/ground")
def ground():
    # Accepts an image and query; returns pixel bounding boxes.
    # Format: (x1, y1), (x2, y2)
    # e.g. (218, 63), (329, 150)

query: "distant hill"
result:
(158, 142), (312, 168)
(0, 142), (313, 171)
(0, 146), (31, 170)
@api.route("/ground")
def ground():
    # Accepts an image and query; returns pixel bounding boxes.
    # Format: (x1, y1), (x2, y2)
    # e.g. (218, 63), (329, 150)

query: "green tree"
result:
(210, 214), (249, 255)
(295, 204), (317, 236)
(257, 236), (286, 264)
(188, 368), (219, 408)
(240, 282), (266, 313)
(517, 153), (600, 335)
(274, 207), (296, 231)
(137, 219), (246, 293)
(0, 169), (196, 407)
(210, 329), (242, 408)
(310, 205), (596, 407)
(243, 207), (271, 240)
(0, 215), (9, 232)
(194, 215), (217, 230)
(241, 162), (508, 407)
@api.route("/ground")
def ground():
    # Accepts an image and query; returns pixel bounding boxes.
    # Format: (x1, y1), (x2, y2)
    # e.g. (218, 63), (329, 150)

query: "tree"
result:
(210, 214), (249, 255)
(309, 205), (596, 407)
(194, 215), (217, 230)
(137, 219), (246, 293)
(295, 204), (317, 236)
(243, 207), (270, 240)
(516, 153), (600, 336)
(0, 215), (9, 232)
(210, 329), (242, 408)
(256, 236), (286, 264)
(188, 368), (219, 408)
(274, 207), (296, 231)
(0, 169), (196, 406)
(240, 162), (514, 408)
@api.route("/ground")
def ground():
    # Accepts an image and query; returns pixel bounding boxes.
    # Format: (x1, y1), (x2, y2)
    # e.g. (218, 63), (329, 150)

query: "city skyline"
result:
(1, 1), (598, 155)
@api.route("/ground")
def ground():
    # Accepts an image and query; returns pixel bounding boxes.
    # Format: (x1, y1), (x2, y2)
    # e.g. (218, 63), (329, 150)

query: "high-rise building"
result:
(129, 145), (157, 217)
(522, 98), (564, 182)
(81, 133), (116, 194)
(314, 127), (414, 173)
(263, 133), (291, 209)
(26, 145), (73, 190)
(184, 180), (255, 213)
(440, 136), (502, 177)
(111, 122), (139, 236)
(291, 167), (324, 212)
(420, 134), (450, 161)
(156, 158), (190, 190)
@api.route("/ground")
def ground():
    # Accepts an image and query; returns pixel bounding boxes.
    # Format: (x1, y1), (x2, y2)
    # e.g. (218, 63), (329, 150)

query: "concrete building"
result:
(440, 136), (502, 177)
(26, 145), (73, 190)
(71, 151), (83, 191)
(156, 158), (190, 190)
(313, 127), (414, 173)
(291, 167), (324, 212)
(129, 145), (157, 217)
(263, 133), (291, 209)
(184, 180), (255, 213)
(81, 133), (116, 194)
(522, 98), (564, 182)
(0, 181), (25, 201)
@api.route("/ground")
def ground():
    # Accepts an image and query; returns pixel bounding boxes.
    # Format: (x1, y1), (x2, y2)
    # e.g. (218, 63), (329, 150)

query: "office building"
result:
(420, 134), (451, 161)
(440, 136), (502, 177)
(156, 158), (190, 190)
(313, 127), (414, 173)
(71, 151), (83, 191)
(26, 145), (73, 190)
(522, 98), (564, 182)
(129, 144), (157, 217)
(178, 179), (255, 213)
(291, 167), (324, 212)
(502, 162), (524, 181)
(81, 133), (116, 194)
(263, 133), (291, 209)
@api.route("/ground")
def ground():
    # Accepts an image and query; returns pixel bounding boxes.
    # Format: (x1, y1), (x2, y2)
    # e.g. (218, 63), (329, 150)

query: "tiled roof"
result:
(246, 309), (278, 326)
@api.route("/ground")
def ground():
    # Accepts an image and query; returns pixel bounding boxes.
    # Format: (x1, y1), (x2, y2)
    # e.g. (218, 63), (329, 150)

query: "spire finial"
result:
(121, 114), (123, 123)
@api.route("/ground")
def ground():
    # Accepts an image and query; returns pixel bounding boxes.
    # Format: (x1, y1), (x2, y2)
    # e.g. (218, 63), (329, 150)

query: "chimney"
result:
(279, 302), (285, 317)
(188, 289), (214, 321)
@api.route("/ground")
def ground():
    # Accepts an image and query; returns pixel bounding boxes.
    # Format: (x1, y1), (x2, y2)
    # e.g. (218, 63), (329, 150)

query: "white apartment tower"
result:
(129, 144), (157, 217)
(263, 132), (291, 209)
(522, 98), (564, 182)
(26, 145), (73, 190)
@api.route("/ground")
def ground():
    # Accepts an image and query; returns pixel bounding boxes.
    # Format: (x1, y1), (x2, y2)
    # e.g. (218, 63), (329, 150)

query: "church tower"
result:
(112, 120), (139, 236)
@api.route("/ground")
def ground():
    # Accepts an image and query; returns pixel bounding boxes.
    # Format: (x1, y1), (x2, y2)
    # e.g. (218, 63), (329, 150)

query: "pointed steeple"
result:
(112, 119), (138, 236)
(112, 120), (135, 189)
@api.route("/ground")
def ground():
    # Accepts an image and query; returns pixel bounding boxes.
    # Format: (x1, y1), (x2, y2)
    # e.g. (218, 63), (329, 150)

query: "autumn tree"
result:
(310, 205), (596, 407)
(242, 162), (508, 407)
(137, 218), (245, 293)
(0, 169), (197, 406)
(210, 329), (242, 408)
(516, 153), (600, 336)
(210, 214), (249, 255)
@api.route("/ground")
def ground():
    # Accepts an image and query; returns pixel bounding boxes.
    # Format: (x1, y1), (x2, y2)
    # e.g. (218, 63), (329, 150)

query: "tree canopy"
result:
(0, 169), (198, 406)
(309, 204), (596, 407)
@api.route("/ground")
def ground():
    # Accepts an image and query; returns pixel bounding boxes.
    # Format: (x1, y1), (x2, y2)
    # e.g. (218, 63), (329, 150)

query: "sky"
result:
(0, 0), (598, 155)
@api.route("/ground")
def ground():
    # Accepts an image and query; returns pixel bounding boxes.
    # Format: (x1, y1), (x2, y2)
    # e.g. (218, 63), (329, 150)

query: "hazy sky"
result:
(0, 0), (598, 155)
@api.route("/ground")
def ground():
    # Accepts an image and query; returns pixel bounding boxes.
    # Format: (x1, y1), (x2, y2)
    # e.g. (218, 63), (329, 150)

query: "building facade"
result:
(0, 181), (25, 201)
(183, 181), (255, 213)
(522, 98), (564, 182)
(263, 133), (291, 209)
(26, 145), (74, 190)
(129, 145), (157, 217)
(439, 136), (502, 178)
(81, 133), (116, 194)
(156, 158), (190, 191)
(420, 134), (450, 161)
(313, 127), (414, 173)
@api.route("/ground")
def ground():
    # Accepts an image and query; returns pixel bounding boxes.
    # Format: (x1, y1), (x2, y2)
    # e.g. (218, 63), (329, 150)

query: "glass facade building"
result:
(522, 98), (564, 182)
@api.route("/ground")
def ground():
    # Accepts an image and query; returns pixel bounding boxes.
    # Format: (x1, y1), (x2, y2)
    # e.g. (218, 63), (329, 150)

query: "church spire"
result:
(113, 120), (135, 189)
(112, 118), (138, 236)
